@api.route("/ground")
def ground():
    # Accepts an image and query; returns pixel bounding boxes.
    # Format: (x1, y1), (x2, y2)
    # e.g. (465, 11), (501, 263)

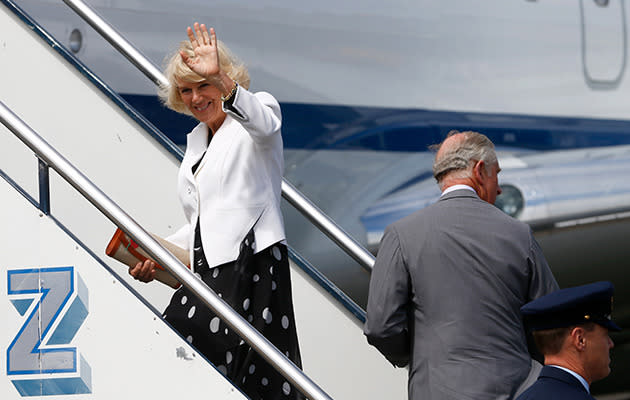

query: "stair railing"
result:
(0, 100), (333, 400)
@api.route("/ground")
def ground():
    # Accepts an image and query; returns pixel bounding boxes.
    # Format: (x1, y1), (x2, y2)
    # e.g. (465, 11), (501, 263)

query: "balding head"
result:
(435, 132), (466, 162)
(432, 130), (501, 203)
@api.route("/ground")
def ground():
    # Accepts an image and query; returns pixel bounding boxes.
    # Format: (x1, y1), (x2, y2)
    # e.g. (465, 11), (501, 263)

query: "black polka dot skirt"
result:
(163, 225), (304, 400)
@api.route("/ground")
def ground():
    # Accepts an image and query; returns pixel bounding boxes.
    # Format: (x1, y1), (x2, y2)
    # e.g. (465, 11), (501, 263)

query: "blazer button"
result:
(187, 187), (192, 194)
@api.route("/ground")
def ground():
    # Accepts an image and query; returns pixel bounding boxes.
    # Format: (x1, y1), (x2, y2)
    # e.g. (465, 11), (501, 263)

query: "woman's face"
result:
(176, 78), (226, 132)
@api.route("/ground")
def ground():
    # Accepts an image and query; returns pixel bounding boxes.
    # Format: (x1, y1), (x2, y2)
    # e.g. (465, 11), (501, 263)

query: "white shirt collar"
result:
(441, 184), (477, 197)
(549, 365), (590, 393)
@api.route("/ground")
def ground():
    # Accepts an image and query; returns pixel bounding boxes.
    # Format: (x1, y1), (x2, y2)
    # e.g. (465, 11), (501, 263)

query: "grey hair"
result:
(432, 130), (497, 183)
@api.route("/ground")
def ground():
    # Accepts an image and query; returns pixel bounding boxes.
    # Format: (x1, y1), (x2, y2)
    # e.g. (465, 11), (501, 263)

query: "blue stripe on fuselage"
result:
(120, 94), (630, 151)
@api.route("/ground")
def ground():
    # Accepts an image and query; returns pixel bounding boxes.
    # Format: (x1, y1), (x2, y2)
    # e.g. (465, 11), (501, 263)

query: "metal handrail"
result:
(61, 0), (375, 273)
(0, 101), (333, 400)
(61, 0), (167, 88)
(282, 180), (376, 268)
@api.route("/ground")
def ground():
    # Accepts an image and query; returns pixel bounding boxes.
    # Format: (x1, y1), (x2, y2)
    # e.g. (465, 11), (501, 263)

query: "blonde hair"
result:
(158, 40), (250, 115)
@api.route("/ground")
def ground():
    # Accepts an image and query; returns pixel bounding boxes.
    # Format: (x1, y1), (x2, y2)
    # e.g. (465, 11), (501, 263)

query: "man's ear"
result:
(569, 326), (587, 351)
(473, 160), (486, 182)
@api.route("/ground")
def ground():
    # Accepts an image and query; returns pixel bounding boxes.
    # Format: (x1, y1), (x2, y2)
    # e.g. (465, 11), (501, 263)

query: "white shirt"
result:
(441, 184), (477, 197)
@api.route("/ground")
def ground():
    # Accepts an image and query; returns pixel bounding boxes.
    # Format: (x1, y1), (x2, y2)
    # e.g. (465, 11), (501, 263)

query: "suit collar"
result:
(442, 184), (476, 196)
(539, 365), (590, 394)
(439, 188), (480, 202)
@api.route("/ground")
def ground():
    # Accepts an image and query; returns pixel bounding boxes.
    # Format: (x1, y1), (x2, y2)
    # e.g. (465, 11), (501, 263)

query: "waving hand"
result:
(181, 22), (221, 80)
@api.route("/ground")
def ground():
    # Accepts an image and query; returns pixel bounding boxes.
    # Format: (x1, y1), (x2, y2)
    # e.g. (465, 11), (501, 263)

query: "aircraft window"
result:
(494, 184), (524, 218)
(69, 29), (83, 53)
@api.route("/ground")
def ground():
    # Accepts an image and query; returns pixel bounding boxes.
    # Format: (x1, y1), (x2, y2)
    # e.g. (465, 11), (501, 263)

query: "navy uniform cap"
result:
(521, 281), (621, 332)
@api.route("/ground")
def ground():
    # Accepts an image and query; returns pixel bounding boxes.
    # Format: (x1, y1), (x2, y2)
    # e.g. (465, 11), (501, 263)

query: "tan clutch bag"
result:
(105, 228), (190, 288)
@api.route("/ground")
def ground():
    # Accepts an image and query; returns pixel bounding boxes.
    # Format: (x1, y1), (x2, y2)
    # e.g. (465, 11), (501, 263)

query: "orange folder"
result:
(106, 228), (190, 288)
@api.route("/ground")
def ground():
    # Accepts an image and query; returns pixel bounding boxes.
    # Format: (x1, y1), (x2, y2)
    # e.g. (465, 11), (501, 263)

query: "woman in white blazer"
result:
(129, 23), (303, 400)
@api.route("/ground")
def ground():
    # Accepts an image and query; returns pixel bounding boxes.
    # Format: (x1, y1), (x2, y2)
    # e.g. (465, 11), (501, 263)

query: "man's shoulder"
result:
(394, 190), (523, 223)
(442, 189), (532, 228)
(516, 367), (593, 400)
(517, 380), (593, 400)
(388, 202), (436, 230)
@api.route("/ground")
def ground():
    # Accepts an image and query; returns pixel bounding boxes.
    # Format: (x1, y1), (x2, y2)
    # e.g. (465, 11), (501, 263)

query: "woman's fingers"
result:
(179, 50), (190, 64)
(186, 26), (197, 46)
(129, 262), (141, 280)
(182, 23), (220, 77)
(187, 23), (215, 47)
(129, 259), (156, 283)
(194, 22), (205, 45)
(209, 27), (216, 46)
(200, 24), (211, 45)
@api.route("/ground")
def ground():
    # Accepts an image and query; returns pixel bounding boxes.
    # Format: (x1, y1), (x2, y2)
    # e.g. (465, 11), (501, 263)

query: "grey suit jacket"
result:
(364, 189), (558, 400)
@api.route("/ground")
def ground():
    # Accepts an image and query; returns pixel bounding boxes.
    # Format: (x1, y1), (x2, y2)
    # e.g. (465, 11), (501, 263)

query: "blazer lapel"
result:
(193, 116), (236, 178)
(186, 123), (210, 170)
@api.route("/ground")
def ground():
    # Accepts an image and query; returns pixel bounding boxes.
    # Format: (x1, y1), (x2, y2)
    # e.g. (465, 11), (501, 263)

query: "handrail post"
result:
(38, 157), (50, 215)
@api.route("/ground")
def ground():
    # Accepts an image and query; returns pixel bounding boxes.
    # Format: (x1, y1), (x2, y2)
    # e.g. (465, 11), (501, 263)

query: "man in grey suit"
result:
(364, 130), (558, 400)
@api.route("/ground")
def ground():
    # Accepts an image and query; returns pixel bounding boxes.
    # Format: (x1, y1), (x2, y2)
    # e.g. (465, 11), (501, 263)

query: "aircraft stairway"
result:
(0, 1), (407, 399)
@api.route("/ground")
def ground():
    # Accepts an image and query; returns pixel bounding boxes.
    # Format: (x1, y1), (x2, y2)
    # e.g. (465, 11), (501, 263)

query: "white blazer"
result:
(166, 88), (285, 270)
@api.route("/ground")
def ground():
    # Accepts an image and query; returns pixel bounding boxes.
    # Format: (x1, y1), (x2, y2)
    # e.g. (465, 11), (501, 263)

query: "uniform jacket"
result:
(516, 366), (595, 400)
(364, 189), (558, 400)
(167, 88), (285, 270)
